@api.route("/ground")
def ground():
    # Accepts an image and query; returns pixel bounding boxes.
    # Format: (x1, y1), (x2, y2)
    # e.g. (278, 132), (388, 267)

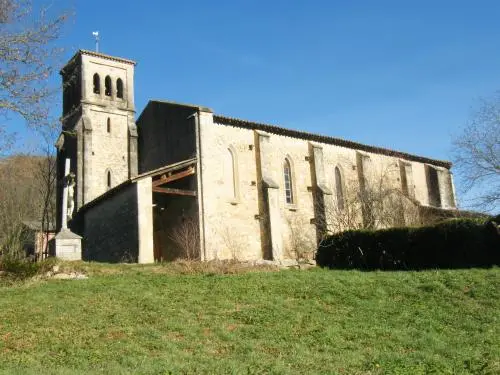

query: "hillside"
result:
(0, 265), (498, 374)
(0, 154), (56, 230)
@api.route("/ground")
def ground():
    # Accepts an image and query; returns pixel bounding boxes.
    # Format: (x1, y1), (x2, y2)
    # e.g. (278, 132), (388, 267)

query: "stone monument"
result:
(50, 158), (82, 261)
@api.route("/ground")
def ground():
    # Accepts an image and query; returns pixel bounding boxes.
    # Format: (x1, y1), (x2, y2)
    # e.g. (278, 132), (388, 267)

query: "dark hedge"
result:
(316, 218), (500, 270)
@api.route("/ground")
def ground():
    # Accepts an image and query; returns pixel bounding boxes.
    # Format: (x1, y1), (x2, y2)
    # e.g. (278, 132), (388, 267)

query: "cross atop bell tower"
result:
(56, 50), (138, 230)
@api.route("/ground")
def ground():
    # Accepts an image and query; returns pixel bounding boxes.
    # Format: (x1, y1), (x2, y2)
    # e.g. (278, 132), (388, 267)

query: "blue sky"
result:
(9, 1), (500, 204)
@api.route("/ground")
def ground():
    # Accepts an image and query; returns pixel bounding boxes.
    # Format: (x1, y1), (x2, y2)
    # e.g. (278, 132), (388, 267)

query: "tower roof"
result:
(60, 49), (136, 74)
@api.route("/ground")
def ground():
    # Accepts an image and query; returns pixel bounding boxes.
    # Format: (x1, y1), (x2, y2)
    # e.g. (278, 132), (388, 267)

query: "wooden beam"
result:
(152, 187), (197, 196)
(152, 167), (195, 188)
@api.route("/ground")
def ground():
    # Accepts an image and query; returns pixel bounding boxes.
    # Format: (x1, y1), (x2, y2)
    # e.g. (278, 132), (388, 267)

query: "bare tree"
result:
(0, 154), (40, 254)
(0, 0), (70, 133)
(319, 166), (420, 237)
(0, 146), (57, 259)
(36, 139), (57, 259)
(452, 92), (500, 212)
(0, 1), (70, 264)
(217, 222), (243, 261)
(285, 215), (316, 263)
(0, 127), (14, 155)
(167, 216), (200, 260)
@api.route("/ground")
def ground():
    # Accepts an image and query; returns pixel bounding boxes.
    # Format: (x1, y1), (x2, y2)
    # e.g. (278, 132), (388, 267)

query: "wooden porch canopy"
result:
(132, 158), (197, 197)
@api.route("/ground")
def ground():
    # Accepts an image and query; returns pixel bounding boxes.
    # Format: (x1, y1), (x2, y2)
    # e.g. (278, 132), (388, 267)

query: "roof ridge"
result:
(149, 99), (213, 113)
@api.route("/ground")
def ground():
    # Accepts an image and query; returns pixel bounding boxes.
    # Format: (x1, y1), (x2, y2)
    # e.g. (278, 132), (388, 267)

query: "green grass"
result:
(0, 265), (499, 374)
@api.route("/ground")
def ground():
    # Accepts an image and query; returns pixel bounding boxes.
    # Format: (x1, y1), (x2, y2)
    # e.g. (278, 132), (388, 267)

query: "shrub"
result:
(0, 226), (58, 279)
(316, 218), (499, 270)
(0, 256), (58, 279)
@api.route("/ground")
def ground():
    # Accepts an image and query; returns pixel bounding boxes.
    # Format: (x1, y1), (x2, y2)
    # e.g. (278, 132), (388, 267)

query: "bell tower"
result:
(56, 50), (138, 228)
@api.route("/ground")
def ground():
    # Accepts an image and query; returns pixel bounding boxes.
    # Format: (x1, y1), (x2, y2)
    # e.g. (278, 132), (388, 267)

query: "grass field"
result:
(0, 263), (499, 374)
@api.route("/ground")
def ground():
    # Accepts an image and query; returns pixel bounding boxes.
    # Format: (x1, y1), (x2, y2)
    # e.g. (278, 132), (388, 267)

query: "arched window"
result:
(284, 158), (294, 204)
(104, 75), (112, 97)
(106, 170), (112, 189)
(226, 147), (239, 200)
(116, 78), (124, 99)
(335, 166), (344, 210)
(93, 73), (100, 94)
(106, 117), (111, 133)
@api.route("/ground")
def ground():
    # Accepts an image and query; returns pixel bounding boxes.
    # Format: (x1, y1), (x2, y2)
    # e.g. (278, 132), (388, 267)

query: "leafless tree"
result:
(285, 215), (316, 262)
(0, 1), (71, 262)
(318, 166), (420, 237)
(0, 154), (40, 254)
(0, 0), (70, 133)
(36, 135), (57, 259)
(0, 127), (14, 155)
(167, 216), (200, 260)
(217, 222), (243, 261)
(452, 92), (500, 212)
(0, 147), (56, 260)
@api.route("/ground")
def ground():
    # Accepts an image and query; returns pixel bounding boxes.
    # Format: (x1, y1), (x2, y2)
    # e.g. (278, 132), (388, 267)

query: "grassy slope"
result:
(0, 266), (499, 375)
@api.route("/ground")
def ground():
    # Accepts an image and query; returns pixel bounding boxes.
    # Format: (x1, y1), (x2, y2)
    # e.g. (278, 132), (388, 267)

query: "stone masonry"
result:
(57, 50), (138, 231)
(57, 50), (457, 264)
(197, 112), (456, 262)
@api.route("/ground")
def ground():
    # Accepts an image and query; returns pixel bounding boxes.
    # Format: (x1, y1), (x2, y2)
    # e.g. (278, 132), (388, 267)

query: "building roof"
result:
(149, 99), (213, 113)
(141, 99), (451, 168)
(78, 158), (198, 214)
(213, 114), (452, 169)
(132, 158), (197, 181)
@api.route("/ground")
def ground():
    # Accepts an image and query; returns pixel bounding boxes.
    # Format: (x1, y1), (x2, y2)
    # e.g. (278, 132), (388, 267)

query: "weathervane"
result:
(92, 31), (99, 52)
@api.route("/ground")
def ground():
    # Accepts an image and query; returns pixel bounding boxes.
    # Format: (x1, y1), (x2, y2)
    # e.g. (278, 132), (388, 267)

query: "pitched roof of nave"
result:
(141, 100), (452, 169)
(213, 114), (452, 169)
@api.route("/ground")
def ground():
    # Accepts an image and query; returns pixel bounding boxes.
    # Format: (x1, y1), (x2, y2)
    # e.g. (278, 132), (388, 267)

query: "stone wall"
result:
(137, 178), (154, 264)
(80, 53), (135, 110)
(58, 51), (138, 220)
(199, 114), (456, 262)
(79, 54), (137, 204)
(82, 107), (131, 201)
(82, 183), (139, 262)
(199, 114), (263, 261)
(137, 101), (199, 173)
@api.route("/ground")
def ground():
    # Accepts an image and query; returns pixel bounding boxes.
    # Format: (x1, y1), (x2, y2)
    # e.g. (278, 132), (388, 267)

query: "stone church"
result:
(56, 50), (457, 263)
